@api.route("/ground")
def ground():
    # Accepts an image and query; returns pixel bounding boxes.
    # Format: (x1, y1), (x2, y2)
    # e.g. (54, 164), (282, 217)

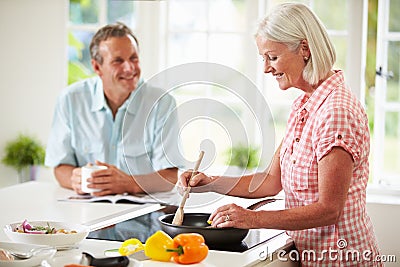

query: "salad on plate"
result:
(13, 220), (77, 234)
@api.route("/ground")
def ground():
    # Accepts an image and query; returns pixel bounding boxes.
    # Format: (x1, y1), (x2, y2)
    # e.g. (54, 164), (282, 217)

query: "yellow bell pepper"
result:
(118, 238), (144, 256)
(144, 230), (174, 262)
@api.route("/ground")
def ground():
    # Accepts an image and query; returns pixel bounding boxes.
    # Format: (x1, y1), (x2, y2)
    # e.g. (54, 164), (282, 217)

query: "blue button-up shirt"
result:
(45, 77), (183, 175)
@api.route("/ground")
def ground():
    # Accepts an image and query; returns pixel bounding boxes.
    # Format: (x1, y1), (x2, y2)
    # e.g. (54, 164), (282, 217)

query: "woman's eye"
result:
(268, 56), (277, 61)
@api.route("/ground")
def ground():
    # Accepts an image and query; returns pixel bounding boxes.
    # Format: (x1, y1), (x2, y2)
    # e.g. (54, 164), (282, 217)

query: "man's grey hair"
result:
(90, 22), (139, 64)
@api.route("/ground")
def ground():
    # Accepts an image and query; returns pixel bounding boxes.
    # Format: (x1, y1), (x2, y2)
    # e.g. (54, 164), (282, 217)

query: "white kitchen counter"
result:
(0, 182), (299, 266)
(0, 181), (162, 240)
(47, 234), (296, 267)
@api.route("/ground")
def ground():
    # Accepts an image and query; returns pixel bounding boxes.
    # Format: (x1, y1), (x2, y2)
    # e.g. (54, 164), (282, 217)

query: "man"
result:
(45, 22), (182, 241)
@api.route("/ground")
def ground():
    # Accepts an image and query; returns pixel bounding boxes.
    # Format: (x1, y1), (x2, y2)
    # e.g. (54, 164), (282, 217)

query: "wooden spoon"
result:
(172, 150), (205, 225)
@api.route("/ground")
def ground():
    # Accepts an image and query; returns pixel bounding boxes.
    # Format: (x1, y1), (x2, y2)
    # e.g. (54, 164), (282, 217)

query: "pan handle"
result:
(246, 198), (282, 210)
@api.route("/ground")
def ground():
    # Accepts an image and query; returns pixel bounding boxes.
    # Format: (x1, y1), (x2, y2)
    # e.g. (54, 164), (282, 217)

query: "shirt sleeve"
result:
(313, 106), (363, 163)
(44, 93), (77, 167)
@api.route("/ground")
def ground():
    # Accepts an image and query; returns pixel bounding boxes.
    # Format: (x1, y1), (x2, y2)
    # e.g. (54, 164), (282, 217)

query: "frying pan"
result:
(158, 198), (278, 247)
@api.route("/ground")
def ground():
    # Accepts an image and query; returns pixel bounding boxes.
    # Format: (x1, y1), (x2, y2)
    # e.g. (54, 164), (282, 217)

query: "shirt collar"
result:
(292, 70), (344, 114)
(92, 77), (106, 112)
(91, 77), (145, 114)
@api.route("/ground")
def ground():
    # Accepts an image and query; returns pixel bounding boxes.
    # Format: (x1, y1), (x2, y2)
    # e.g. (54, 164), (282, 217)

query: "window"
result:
(68, 0), (137, 84)
(162, 0), (265, 171)
(373, 0), (400, 187)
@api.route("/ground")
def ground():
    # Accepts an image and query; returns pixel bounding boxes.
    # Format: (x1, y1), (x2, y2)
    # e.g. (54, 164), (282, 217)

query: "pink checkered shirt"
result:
(280, 71), (382, 266)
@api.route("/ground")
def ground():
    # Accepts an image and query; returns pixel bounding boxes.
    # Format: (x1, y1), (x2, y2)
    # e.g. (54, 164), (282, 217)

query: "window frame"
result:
(371, 0), (400, 190)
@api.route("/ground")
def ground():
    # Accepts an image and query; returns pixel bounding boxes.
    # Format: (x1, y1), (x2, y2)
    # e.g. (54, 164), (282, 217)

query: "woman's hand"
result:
(178, 170), (215, 194)
(208, 203), (255, 229)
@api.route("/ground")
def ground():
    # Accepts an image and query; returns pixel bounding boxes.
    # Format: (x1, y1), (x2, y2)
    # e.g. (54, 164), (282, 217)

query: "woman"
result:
(179, 3), (382, 266)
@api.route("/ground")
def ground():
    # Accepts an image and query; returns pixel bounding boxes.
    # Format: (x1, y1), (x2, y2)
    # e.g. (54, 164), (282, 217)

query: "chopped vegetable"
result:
(166, 233), (209, 264)
(22, 219), (32, 231)
(118, 238), (144, 256)
(144, 230), (174, 262)
(14, 220), (76, 234)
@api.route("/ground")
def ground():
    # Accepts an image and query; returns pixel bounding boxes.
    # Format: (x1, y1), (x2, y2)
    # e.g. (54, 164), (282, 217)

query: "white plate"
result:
(4, 221), (90, 247)
(0, 242), (56, 267)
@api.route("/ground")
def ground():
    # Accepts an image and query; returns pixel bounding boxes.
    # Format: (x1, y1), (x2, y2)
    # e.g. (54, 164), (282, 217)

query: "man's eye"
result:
(268, 56), (277, 61)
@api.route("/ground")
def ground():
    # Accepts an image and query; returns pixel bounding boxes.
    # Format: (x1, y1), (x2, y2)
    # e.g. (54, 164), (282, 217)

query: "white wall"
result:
(367, 202), (400, 266)
(0, 0), (68, 187)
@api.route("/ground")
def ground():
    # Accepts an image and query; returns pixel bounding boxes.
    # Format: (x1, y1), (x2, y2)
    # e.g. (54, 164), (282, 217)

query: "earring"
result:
(304, 57), (309, 61)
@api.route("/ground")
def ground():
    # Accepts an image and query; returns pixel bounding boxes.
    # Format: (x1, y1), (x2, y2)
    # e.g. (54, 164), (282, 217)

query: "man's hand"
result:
(55, 161), (178, 196)
(54, 164), (88, 194)
(71, 166), (85, 194)
(86, 160), (138, 196)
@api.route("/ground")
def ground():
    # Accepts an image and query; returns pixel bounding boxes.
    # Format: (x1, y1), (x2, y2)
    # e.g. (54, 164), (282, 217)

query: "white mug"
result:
(81, 165), (107, 193)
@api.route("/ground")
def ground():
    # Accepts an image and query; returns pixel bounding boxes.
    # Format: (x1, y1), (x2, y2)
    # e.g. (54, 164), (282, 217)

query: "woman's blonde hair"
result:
(255, 3), (336, 85)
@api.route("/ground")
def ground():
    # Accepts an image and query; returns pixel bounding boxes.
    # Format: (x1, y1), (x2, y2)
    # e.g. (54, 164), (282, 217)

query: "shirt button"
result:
(338, 135), (342, 139)
(292, 159), (296, 164)
(295, 138), (300, 142)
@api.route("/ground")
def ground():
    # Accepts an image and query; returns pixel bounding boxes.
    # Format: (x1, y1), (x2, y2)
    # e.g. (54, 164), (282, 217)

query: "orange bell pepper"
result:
(166, 233), (209, 264)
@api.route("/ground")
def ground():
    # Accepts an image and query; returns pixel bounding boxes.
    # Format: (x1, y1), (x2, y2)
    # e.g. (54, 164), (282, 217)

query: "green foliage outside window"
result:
(68, 31), (93, 85)
(225, 144), (260, 169)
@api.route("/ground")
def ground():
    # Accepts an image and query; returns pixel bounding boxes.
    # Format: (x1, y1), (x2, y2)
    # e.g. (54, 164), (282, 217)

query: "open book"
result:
(59, 189), (181, 206)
